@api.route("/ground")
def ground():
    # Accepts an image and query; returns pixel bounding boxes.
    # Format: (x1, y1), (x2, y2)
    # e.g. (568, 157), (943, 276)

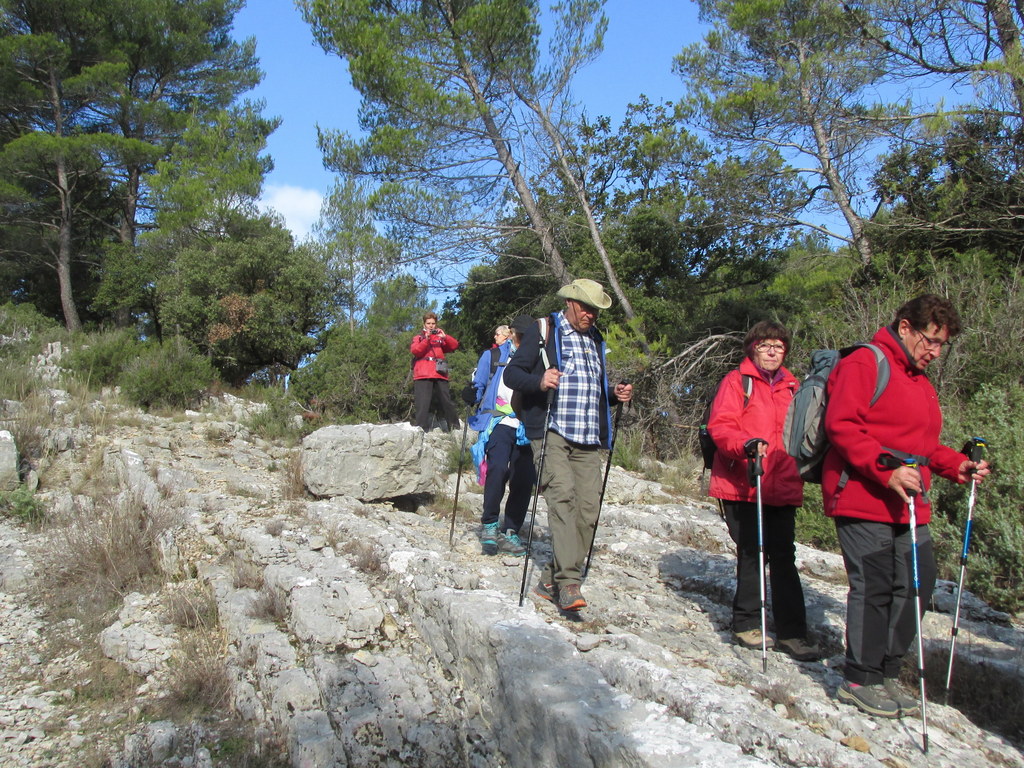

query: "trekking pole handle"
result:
(880, 453), (921, 497)
(745, 438), (767, 483)
(962, 437), (987, 463)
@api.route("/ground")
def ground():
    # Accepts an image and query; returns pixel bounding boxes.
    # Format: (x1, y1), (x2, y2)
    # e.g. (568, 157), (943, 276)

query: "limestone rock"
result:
(301, 423), (447, 500)
(0, 431), (17, 491)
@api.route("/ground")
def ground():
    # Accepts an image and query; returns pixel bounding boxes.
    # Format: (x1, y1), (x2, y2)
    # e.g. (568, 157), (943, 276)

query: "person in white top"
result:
(477, 315), (536, 556)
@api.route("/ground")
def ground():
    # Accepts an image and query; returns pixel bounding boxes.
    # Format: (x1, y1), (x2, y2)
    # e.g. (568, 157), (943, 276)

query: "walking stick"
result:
(448, 401), (476, 548)
(945, 437), (987, 698)
(518, 389), (554, 606)
(583, 387), (628, 579)
(898, 457), (929, 754)
(746, 439), (768, 673)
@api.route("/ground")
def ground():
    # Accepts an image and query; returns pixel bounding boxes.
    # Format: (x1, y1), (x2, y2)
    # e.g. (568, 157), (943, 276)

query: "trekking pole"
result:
(518, 389), (555, 606)
(906, 461), (929, 754)
(448, 400), (476, 548)
(746, 438), (769, 673)
(583, 384), (629, 579)
(945, 436), (988, 698)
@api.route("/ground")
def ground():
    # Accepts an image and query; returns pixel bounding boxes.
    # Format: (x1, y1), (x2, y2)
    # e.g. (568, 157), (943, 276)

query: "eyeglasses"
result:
(915, 329), (950, 350)
(755, 342), (786, 354)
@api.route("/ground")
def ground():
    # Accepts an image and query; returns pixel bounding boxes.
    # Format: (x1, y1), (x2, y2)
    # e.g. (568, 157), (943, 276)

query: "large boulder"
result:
(301, 423), (448, 500)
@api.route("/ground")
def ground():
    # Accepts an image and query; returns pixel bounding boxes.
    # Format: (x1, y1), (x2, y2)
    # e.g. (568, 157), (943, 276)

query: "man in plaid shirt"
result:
(504, 279), (633, 612)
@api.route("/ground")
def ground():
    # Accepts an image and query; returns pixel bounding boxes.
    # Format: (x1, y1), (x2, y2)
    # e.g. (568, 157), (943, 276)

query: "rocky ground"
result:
(0, 389), (1021, 767)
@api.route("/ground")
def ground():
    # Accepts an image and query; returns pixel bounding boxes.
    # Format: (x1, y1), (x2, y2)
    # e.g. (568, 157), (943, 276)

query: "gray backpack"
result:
(782, 343), (890, 483)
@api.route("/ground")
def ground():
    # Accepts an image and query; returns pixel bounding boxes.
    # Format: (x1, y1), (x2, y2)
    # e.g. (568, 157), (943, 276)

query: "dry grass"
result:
(280, 450), (305, 500)
(163, 583), (218, 630)
(157, 631), (232, 718)
(248, 586), (288, 624)
(0, 390), (53, 472)
(38, 489), (182, 627)
(229, 552), (263, 590)
(337, 538), (384, 577)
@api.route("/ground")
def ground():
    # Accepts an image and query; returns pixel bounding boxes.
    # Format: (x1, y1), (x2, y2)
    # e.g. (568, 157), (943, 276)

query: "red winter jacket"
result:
(822, 326), (966, 524)
(708, 357), (803, 506)
(410, 331), (459, 381)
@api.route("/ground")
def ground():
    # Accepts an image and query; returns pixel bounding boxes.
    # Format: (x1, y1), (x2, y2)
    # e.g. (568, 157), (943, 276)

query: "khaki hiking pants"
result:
(532, 431), (603, 588)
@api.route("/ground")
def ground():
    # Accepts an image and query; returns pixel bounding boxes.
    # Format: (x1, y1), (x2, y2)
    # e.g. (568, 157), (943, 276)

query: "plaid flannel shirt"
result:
(550, 312), (603, 445)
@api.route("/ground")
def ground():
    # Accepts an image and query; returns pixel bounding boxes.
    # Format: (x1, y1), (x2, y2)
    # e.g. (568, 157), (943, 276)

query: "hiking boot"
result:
(480, 522), (499, 556)
(498, 529), (526, 556)
(733, 628), (775, 650)
(558, 583), (587, 612)
(776, 636), (822, 661)
(533, 581), (556, 602)
(883, 678), (921, 717)
(837, 681), (899, 718)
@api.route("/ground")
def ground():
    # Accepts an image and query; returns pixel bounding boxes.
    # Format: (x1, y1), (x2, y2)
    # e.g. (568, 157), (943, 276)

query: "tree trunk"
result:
(56, 157), (81, 333)
(798, 47), (874, 266)
(988, 0), (1024, 117)
(523, 92), (639, 320)
(443, 2), (573, 287)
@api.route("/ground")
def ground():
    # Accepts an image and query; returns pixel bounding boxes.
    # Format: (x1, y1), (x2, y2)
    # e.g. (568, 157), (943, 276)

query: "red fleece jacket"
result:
(410, 331), (459, 381)
(708, 357), (803, 506)
(822, 326), (966, 524)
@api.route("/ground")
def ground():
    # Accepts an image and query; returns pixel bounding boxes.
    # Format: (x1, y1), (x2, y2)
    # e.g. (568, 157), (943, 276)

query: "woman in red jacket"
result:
(708, 320), (819, 661)
(825, 295), (990, 718)
(410, 312), (460, 432)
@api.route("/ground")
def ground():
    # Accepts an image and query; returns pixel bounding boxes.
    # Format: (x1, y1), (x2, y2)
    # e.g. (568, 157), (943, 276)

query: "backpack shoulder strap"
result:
(537, 316), (554, 370)
(488, 346), (502, 378)
(846, 342), (890, 405)
(741, 374), (753, 406)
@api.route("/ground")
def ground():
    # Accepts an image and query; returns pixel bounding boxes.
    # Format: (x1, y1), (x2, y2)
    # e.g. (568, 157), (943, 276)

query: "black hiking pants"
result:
(723, 501), (807, 641)
(413, 378), (460, 432)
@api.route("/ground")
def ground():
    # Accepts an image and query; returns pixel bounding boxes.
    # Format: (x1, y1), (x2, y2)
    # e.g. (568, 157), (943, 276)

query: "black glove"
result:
(461, 384), (477, 407)
(744, 438), (766, 459)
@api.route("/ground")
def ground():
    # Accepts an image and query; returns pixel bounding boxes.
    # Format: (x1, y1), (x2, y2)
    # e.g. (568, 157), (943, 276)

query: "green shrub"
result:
(0, 302), (65, 364)
(795, 488), (839, 552)
(243, 385), (310, 444)
(0, 304), (65, 401)
(291, 327), (413, 424)
(121, 338), (218, 411)
(932, 382), (1024, 613)
(0, 486), (44, 525)
(62, 329), (143, 387)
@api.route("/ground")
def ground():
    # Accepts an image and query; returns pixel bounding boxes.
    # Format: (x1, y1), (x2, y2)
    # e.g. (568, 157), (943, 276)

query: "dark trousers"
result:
(413, 378), (460, 432)
(836, 517), (936, 686)
(723, 501), (807, 640)
(481, 424), (535, 532)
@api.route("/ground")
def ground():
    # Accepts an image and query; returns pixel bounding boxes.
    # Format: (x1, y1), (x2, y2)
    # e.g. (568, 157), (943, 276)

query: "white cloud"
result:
(258, 184), (324, 243)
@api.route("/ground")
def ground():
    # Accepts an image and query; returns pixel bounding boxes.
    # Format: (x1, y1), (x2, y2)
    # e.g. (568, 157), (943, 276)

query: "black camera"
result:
(429, 328), (441, 335)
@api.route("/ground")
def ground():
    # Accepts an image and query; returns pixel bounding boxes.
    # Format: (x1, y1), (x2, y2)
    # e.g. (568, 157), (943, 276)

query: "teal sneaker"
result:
(498, 529), (527, 556)
(480, 522), (499, 555)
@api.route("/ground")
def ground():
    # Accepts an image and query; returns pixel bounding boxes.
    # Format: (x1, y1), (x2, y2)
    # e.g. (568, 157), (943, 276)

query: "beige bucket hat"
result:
(555, 278), (612, 310)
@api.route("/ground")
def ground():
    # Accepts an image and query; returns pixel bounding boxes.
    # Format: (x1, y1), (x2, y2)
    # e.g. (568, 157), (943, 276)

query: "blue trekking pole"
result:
(745, 438), (769, 673)
(881, 454), (929, 753)
(945, 437), (987, 698)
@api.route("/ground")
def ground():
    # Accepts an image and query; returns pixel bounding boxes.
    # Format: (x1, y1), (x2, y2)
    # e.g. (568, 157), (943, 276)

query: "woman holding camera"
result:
(410, 312), (460, 432)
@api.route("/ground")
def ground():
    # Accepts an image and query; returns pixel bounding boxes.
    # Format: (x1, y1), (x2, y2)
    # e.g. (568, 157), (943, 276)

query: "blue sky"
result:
(232, 0), (705, 241)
